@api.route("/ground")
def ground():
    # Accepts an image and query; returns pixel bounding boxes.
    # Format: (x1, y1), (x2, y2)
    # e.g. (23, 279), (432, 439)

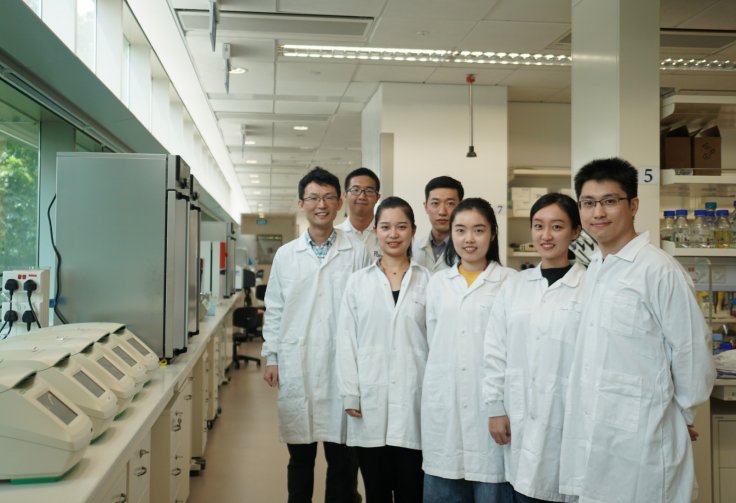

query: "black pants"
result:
(287, 442), (356, 503)
(356, 446), (423, 503)
(513, 490), (556, 503)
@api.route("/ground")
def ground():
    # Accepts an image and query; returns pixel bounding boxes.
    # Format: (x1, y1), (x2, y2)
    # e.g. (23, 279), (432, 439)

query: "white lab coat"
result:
(336, 219), (382, 261)
(559, 232), (715, 503)
(412, 233), (450, 273)
(484, 263), (585, 502)
(421, 262), (517, 482)
(261, 229), (371, 444)
(336, 261), (430, 449)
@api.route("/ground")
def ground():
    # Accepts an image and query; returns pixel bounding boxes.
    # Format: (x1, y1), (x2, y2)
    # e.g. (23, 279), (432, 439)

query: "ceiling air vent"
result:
(177, 10), (373, 40)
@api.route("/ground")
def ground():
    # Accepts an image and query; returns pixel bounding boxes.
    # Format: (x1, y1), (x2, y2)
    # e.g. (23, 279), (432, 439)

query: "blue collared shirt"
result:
(306, 229), (337, 260)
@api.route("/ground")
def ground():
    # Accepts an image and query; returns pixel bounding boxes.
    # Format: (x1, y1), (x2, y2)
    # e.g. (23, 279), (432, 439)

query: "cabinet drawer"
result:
(718, 468), (736, 503)
(99, 466), (127, 503)
(128, 432), (151, 503)
(717, 420), (736, 467)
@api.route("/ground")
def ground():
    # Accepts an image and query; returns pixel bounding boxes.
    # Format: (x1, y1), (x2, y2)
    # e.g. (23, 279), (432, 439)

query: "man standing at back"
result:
(336, 167), (382, 261)
(262, 167), (370, 503)
(560, 157), (714, 503)
(412, 176), (464, 272)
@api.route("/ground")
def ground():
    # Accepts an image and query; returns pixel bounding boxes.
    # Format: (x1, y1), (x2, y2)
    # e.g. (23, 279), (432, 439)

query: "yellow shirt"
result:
(458, 265), (482, 286)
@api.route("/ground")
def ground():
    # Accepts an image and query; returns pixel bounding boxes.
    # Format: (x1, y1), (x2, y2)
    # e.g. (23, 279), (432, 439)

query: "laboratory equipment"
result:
(660, 210), (675, 242)
(673, 209), (690, 247)
(55, 153), (194, 360)
(0, 361), (93, 481)
(0, 347), (116, 439)
(188, 175), (202, 337)
(1, 333), (137, 414)
(42, 324), (152, 385)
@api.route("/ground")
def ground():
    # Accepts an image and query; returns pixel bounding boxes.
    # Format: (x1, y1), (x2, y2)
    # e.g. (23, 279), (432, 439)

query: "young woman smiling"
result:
(421, 198), (516, 503)
(484, 193), (584, 503)
(336, 197), (431, 503)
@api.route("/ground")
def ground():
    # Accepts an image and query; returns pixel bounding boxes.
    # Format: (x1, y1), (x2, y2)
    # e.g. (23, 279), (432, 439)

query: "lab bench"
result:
(0, 292), (243, 503)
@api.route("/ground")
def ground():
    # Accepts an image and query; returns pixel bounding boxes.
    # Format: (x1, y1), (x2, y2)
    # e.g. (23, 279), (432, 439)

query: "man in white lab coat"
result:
(262, 167), (371, 503)
(559, 157), (715, 503)
(412, 176), (464, 273)
(336, 167), (382, 261)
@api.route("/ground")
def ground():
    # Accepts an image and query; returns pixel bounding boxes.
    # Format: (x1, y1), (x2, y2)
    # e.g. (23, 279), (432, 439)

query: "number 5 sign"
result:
(638, 167), (658, 185)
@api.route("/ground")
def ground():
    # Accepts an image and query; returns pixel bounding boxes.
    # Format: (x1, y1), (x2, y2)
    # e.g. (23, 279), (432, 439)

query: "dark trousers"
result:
(356, 446), (423, 503)
(287, 442), (356, 503)
(513, 490), (556, 503)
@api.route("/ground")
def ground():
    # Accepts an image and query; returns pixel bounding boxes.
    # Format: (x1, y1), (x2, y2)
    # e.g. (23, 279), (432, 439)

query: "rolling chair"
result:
(255, 284), (267, 303)
(243, 269), (256, 306)
(232, 306), (263, 368)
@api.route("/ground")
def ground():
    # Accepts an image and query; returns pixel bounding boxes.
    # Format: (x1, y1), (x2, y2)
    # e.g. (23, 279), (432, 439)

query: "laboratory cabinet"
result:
(0, 292), (243, 503)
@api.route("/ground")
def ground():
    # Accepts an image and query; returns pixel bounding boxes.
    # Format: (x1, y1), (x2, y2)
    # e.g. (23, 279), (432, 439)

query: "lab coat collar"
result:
(592, 231), (650, 264)
(526, 262), (585, 288)
(448, 261), (504, 292)
(295, 228), (354, 253)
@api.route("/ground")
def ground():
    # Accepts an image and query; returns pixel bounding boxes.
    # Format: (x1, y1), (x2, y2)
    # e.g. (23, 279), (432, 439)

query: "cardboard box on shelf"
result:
(661, 125), (692, 171)
(692, 126), (721, 176)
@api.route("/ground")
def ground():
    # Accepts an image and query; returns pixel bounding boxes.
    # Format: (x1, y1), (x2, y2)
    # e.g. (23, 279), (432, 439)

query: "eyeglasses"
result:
(347, 186), (378, 197)
(302, 194), (339, 204)
(578, 197), (629, 210)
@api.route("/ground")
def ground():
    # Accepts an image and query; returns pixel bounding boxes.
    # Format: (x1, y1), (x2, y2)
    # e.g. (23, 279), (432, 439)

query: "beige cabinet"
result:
(712, 401), (736, 503)
(98, 466), (127, 503)
(127, 432), (151, 503)
(151, 373), (194, 503)
(191, 349), (209, 471)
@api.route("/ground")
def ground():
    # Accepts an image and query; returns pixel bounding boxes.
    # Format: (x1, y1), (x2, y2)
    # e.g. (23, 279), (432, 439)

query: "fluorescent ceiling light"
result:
(281, 44), (736, 71)
(249, 173), (259, 177)
(246, 159), (257, 164)
(245, 140), (255, 145)
(293, 125), (309, 131)
(229, 67), (247, 74)
(280, 44), (570, 67)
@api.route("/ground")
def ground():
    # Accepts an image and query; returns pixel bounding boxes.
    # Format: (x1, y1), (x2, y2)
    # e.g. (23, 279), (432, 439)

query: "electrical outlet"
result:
(2, 269), (50, 330)
(0, 300), (43, 338)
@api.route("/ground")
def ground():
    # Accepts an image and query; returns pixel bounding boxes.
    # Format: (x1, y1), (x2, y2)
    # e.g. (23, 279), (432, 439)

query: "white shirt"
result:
(336, 218), (381, 261)
(485, 263), (585, 502)
(412, 233), (450, 273)
(421, 262), (517, 482)
(261, 229), (371, 444)
(559, 232), (715, 503)
(336, 261), (430, 449)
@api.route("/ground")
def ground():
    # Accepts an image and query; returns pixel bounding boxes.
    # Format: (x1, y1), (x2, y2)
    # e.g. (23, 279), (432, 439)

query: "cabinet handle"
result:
(172, 468), (182, 476)
(185, 394), (193, 400)
(112, 494), (127, 503)
(135, 466), (148, 477)
(172, 424), (181, 432)
(138, 448), (150, 457)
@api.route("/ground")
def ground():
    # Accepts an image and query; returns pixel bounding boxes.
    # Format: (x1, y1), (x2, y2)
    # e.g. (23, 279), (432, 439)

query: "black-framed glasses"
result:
(347, 186), (378, 197)
(302, 194), (339, 204)
(578, 197), (629, 210)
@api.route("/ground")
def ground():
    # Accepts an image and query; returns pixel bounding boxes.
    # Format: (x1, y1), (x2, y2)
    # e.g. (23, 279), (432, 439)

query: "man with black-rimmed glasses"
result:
(559, 157), (714, 503)
(337, 167), (382, 261)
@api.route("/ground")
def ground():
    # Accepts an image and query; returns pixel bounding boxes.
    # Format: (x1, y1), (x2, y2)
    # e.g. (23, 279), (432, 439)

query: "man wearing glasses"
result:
(337, 167), (382, 261)
(262, 167), (370, 503)
(559, 157), (714, 503)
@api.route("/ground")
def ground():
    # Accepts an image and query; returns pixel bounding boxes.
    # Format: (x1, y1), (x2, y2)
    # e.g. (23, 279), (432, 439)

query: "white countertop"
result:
(0, 292), (243, 502)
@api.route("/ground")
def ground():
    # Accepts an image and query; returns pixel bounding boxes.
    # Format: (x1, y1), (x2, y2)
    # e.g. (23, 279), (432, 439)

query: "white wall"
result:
(508, 102), (571, 170)
(364, 83), (509, 261)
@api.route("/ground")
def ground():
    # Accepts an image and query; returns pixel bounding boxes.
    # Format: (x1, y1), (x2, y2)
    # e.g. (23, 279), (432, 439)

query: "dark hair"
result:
(444, 198), (500, 267)
(374, 196), (416, 257)
(529, 193), (581, 231)
(344, 167), (380, 193)
(574, 157), (638, 200)
(424, 176), (464, 201)
(298, 167), (341, 200)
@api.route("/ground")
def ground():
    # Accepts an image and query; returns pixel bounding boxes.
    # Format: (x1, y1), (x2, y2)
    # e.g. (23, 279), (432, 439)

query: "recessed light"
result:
(252, 180), (260, 184)
(293, 126), (309, 131)
(254, 191), (261, 195)
(246, 160), (257, 164)
(245, 140), (255, 145)
(249, 173), (259, 177)
(229, 67), (247, 74)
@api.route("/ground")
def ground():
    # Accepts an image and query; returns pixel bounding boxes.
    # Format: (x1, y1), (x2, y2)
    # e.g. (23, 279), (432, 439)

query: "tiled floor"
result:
(189, 341), (361, 502)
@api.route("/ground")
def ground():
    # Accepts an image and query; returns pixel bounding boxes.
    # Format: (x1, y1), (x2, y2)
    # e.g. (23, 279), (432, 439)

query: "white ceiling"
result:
(169, 0), (736, 215)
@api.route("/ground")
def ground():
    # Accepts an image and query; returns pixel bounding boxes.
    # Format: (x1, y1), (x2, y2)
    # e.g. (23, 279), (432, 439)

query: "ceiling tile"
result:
(353, 64), (435, 82)
(275, 61), (357, 95)
(485, 0), (570, 23)
(369, 17), (476, 49)
(382, 0), (498, 21)
(660, 0), (724, 28)
(460, 20), (570, 52)
(211, 98), (273, 113)
(275, 101), (340, 114)
(277, 0), (386, 18)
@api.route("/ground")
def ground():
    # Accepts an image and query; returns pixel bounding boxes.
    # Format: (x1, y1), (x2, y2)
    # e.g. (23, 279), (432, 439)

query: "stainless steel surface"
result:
(55, 153), (190, 360)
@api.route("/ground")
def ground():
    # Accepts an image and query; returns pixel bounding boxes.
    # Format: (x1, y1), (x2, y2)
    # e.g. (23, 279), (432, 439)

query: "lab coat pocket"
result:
(535, 375), (567, 428)
(552, 299), (582, 344)
(357, 346), (386, 387)
(504, 368), (526, 421)
(595, 370), (641, 433)
(606, 290), (638, 334)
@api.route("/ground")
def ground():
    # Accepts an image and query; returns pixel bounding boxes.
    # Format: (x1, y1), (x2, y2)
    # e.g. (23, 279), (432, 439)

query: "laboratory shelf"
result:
(508, 250), (540, 258)
(661, 171), (736, 198)
(662, 240), (736, 258)
(507, 166), (570, 183)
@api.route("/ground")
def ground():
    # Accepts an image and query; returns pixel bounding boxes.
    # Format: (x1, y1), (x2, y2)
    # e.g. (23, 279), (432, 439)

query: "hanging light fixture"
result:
(466, 74), (477, 158)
